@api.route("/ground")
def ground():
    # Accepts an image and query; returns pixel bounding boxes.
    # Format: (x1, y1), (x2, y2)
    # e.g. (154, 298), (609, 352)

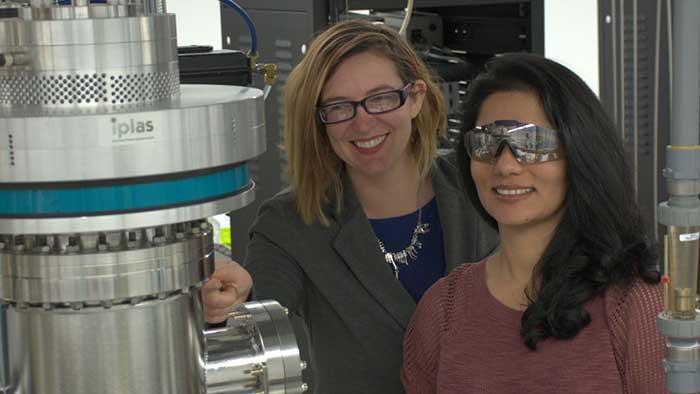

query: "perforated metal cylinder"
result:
(0, 5), (179, 110)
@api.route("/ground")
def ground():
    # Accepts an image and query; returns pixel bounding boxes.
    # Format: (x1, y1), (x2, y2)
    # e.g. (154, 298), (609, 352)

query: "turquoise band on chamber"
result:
(0, 164), (249, 216)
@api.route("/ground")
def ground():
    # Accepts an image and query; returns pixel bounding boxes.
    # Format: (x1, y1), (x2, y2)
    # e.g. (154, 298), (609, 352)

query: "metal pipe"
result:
(657, 1), (700, 393)
(0, 305), (7, 394)
(670, 0), (700, 147)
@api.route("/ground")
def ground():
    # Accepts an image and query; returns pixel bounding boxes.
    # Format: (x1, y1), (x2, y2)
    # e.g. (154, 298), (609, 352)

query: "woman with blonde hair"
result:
(202, 20), (497, 393)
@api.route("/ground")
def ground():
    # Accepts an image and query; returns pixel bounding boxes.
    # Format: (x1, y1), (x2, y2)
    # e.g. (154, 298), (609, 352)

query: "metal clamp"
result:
(664, 146), (700, 181)
(205, 300), (308, 394)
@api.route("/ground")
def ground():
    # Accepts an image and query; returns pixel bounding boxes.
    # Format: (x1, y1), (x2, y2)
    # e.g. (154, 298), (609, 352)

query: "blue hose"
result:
(220, 0), (258, 56)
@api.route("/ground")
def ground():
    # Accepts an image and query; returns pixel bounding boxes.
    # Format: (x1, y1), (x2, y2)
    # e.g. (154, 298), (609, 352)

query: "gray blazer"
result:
(244, 153), (498, 394)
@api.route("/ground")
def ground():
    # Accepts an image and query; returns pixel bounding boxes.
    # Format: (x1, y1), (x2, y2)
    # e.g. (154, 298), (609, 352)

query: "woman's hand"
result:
(201, 259), (253, 324)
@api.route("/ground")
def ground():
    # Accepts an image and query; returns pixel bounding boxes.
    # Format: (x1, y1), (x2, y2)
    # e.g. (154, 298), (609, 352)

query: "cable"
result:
(219, 0), (258, 56)
(632, 0), (639, 197)
(620, 0), (626, 144)
(398, 0), (414, 38)
(425, 47), (466, 64)
(666, 0), (672, 109)
(652, 0), (662, 241)
(611, 0), (618, 123)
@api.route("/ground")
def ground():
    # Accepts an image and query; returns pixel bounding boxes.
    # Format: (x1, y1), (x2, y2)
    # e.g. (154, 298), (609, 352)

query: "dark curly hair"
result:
(456, 53), (659, 350)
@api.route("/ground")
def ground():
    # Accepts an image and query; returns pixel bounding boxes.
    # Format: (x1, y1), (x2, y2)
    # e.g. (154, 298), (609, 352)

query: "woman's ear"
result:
(409, 80), (427, 119)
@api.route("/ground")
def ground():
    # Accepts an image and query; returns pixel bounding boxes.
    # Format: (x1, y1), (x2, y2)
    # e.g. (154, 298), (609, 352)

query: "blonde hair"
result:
(283, 20), (447, 225)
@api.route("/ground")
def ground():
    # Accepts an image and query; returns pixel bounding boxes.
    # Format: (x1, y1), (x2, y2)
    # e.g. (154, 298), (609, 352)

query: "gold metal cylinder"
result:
(667, 225), (700, 319)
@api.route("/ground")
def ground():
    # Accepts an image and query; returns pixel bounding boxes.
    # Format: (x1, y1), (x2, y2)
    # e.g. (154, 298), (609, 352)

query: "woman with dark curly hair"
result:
(402, 53), (666, 393)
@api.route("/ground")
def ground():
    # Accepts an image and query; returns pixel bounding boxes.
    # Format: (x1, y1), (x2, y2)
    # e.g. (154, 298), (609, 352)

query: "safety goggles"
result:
(464, 120), (562, 164)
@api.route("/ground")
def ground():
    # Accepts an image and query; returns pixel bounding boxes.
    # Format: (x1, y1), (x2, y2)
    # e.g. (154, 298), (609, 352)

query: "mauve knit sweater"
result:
(402, 261), (667, 394)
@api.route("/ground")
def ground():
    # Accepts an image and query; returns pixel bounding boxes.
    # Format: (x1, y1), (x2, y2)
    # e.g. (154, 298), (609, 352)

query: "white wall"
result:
(167, 0), (222, 49)
(544, 0), (600, 96)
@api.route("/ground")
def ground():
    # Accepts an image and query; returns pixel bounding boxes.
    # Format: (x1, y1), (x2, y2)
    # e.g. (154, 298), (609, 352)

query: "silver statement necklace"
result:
(377, 185), (430, 278)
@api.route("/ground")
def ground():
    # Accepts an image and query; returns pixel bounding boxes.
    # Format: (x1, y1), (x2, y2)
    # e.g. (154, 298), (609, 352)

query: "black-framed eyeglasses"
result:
(316, 82), (414, 125)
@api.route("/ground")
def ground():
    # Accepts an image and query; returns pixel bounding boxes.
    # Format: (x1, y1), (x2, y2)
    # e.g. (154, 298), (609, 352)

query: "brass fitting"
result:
(262, 63), (277, 86)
